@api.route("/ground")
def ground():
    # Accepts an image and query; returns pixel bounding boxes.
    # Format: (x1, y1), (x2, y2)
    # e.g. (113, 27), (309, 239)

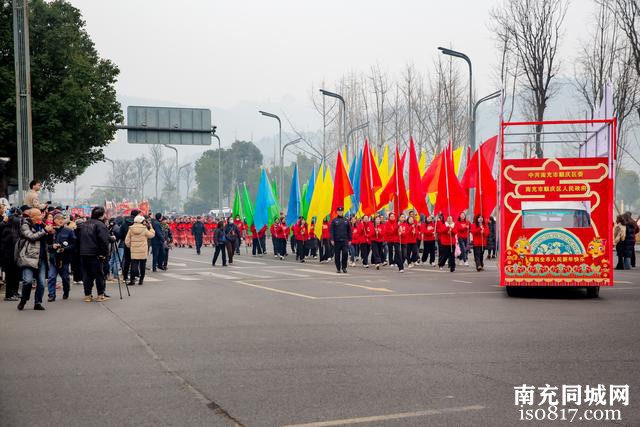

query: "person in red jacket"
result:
(420, 216), (437, 266)
(370, 216), (385, 269)
(437, 214), (457, 272)
(359, 215), (374, 267)
(270, 219), (280, 258)
(276, 220), (288, 259)
(396, 214), (412, 272)
(405, 215), (419, 267)
(385, 212), (399, 267)
(250, 224), (262, 256)
(349, 217), (360, 266)
(470, 214), (490, 271)
(294, 218), (309, 262)
(320, 218), (332, 263)
(456, 212), (471, 266)
(309, 219), (318, 259)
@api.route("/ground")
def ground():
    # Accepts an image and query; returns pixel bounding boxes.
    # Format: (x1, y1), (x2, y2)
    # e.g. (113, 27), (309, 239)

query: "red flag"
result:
(408, 137), (430, 216)
(365, 139), (382, 190)
(461, 141), (497, 218)
(331, 150), (354, 216)
(434, 144), (468, 218)
(378, 148), (408, 216)
(359, 140), (378, 215)
(421, 150), (443, 194)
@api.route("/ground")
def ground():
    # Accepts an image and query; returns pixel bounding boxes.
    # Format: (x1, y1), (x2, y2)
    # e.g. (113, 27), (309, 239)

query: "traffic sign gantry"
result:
(123, 106), (212, 145)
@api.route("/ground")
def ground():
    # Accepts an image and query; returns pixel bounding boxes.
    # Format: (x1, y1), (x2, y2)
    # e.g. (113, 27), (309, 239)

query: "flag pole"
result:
(444, 144), (451, 217)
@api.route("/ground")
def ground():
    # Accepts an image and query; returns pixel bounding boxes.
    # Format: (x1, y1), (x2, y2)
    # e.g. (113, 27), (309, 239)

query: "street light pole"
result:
(346, 122), (369, 155)
(162, 144), (179, 210)
(320, 89), (347, 159)
(438, 46), (473, 215)
(259, 110), (282, 206)
(212, 127), (222, 212)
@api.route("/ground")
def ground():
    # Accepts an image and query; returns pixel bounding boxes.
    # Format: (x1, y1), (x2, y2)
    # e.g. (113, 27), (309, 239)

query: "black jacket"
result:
(77, 219), (110, 257)
(150, 219), (165, 246)
(118, 216), (134, 248)
(330, 216), (352, 242)
(0, 216), (21, 268)
(224, 223), (240, 242)
(192, 221), (205, 238)
(48, 226), (77, 263)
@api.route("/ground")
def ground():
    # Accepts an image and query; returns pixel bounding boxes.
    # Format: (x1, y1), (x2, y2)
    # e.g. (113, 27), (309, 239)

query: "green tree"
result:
(183, 197), (210, 215)
(195, 140), (262, 207)
(0, 0), (122, 194)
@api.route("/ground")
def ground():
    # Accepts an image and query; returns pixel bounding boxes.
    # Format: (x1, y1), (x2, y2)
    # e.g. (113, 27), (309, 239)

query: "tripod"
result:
(109, 240), (130, 299)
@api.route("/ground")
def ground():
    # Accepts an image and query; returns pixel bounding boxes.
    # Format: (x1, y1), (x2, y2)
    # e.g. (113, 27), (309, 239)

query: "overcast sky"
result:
(59, 0), (594, 199)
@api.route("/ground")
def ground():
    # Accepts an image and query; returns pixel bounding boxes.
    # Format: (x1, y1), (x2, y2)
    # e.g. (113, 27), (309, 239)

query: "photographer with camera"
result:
(77, 207), (110, 302)
(106, 217), (123, 282)
(46, 214), (76, 301)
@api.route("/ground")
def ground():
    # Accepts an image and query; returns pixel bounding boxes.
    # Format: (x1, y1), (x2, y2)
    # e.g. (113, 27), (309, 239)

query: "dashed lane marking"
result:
(140, 276), (161, 282)
(264, 270), (310, 277)
(315, 291), (503, 300)
(282, 404), (485, 427)
(197, 271), (239, 280)
(232, 259), (267, 265)
(160, 272), (202, 281)
(295, 268), (342, 276)
(231, 270), (273, 279)
(233, 281), (317, 299)
(167, 262), (187, 267)
(340, 283), (394, 293)
(452, 279), (473, 284)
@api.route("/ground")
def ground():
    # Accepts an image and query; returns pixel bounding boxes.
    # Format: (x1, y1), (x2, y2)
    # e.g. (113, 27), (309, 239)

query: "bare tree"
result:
(149, 144), (163, 199)
(160, 160), (177, 206)
(182, 162), (195, 199)
(108, 160), (136, 200)
(608, 0), (640, 80)
(492, 0), (568, 158)
(574, 1), (640, 170)
(132, 156), (153, 200)
(369, 65), (390, 153)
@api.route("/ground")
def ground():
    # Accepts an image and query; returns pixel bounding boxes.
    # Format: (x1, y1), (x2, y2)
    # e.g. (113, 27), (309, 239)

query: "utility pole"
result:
(13, 0), (34, 205)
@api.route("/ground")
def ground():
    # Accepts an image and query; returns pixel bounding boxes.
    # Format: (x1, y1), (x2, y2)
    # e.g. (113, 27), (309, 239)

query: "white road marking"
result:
(197, 271), (238, 280)
(340, 283), (394, 293)
(232, 259), (267, 265)
(283, 404), (485, 427)
(614, 280), (632, 284)
(167, 262), (187, 267)
(452, 279), (473, 284)
(140, 276), (161, 282)
(160, 273), (201, 281)
(316, 291), (502, 300)
(171, 256), (211, 265)
(265, 270), (309, 278)
(233, 281), (317, 299)
(232, 270), (273, 279)
(296, 268), (341, 276)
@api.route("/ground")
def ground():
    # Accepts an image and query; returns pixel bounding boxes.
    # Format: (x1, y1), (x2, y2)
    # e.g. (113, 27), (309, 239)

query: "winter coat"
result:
(47, 226), (76, 263)
(77, 219), (110, 257)
(330, 216), (352, 242)
(487, 221), (497, 250)
(613, 223), (626, 245)
(150, 219), (165, 246)
(125, 223), (156, 260)
(624, 224), (636, 257)
(15, 220), (49, 269)
(0, 216), (21, 268)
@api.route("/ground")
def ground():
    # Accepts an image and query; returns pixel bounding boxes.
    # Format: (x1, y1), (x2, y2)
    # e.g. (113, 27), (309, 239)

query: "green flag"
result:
(241, 183), (254, 227)
(232, 188), (243, 218)
(300, 183), (309, 219)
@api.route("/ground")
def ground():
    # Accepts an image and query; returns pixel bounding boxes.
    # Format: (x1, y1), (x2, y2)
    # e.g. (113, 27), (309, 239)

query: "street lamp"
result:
(471, 90), (501, 218)
(438, 46), (473, 213)
(212, 126), (222, 212)
(320, 89), (347, 158)
(282, 138), (301, 158)
(347, 122), (369, 154)
(259, 110), (282, 206)
(104, 157), (115, 176)
(162, 144), (179, 209)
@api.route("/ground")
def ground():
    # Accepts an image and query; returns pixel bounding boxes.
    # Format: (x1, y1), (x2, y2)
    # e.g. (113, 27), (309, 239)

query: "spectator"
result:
(77, 207), (110, 302)
(24, 179), (47, 210)
(1, 209), (23, 301)
(150, 213), (166, 272)
(212, 220), (227, 266)
(124, 215), (155, 286)
(47, 214), (76, 301)
(120, 209), (139, 281)
(614, 216), (626, 270)
(16, 208), (55, 310)
(161, 217), (172, 270)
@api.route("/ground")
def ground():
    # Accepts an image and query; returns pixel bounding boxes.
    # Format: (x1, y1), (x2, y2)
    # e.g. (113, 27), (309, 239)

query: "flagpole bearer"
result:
(212, 126), (222, 213)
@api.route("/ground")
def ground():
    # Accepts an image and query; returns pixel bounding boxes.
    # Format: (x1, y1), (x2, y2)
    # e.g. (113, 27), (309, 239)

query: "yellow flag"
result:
(375, 144), (391, 208)
(306, 164), (325, 225)
(315, 167), (333, 239)
(341, 146), (349, 171)
(419, 150), (427, 175)
(453, 146), (465, 176)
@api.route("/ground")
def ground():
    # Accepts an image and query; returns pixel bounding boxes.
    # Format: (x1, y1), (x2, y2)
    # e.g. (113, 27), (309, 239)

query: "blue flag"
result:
(351, 150), (363, 214)
(254, 169), (276, 230)
(286, 164), (301, 225)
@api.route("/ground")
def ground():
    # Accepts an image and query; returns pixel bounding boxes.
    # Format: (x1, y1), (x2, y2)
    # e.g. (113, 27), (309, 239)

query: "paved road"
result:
(1, 247), (638, 426)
